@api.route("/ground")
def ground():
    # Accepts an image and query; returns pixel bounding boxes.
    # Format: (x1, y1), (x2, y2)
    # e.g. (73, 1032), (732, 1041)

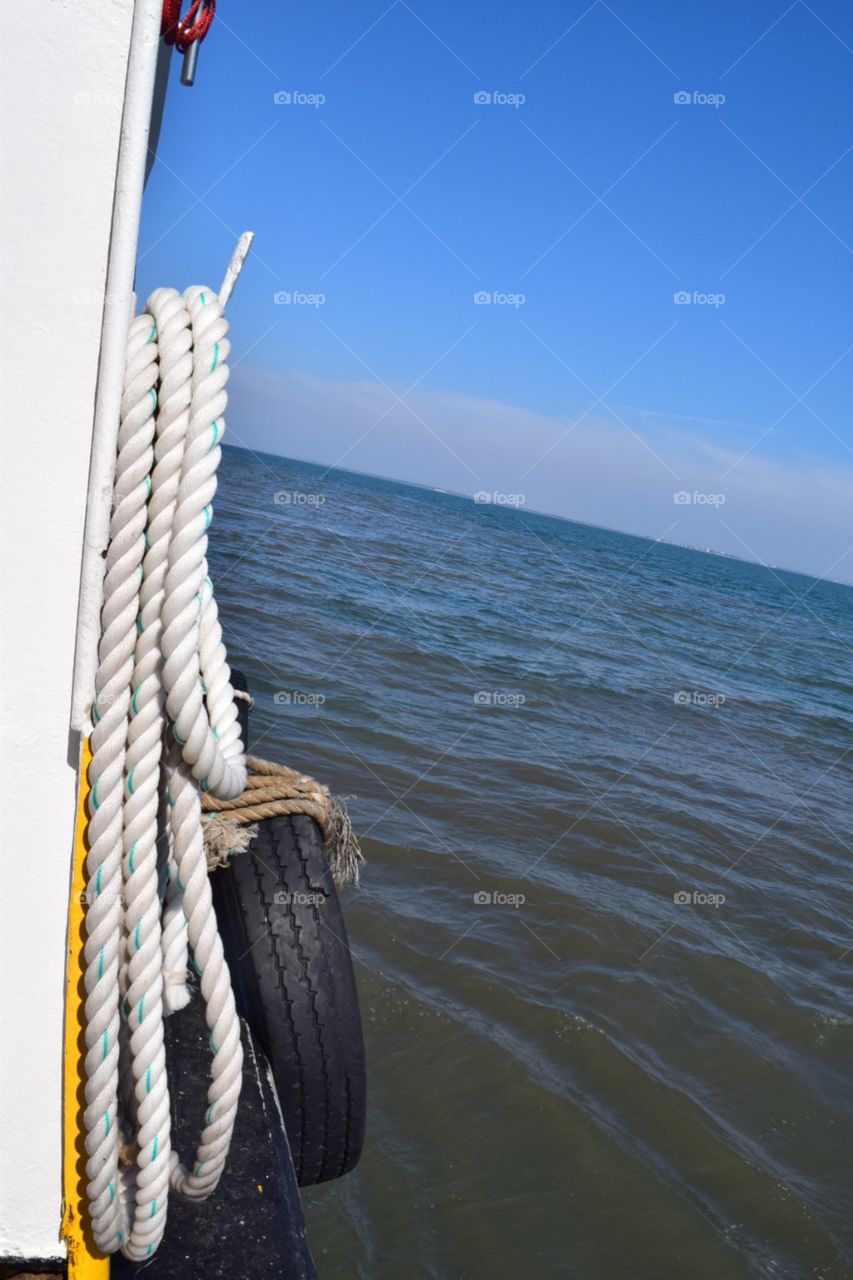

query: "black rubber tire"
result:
(213, 813), (366, 1186)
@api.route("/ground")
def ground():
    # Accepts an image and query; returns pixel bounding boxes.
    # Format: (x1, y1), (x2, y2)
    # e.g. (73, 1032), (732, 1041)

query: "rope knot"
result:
(202, 755), (364, 885)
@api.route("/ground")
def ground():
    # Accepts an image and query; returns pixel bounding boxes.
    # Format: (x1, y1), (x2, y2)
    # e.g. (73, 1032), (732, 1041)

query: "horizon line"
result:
(220, 441), (853, 591)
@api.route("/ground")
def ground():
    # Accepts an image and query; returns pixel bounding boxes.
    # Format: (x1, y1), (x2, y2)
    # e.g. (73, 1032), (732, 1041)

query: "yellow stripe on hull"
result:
(62, 737), (110, 1279)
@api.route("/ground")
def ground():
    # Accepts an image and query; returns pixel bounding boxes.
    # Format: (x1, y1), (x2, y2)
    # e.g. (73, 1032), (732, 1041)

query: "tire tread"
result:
(213, 814), (366, 1185)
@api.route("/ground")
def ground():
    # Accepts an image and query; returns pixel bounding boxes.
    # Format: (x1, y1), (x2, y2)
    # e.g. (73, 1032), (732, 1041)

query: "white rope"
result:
(82, 281), (247, 1259)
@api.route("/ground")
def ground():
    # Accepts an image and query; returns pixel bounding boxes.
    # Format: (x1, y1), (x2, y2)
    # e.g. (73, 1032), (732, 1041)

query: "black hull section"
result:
(113, 997), (318, 1280)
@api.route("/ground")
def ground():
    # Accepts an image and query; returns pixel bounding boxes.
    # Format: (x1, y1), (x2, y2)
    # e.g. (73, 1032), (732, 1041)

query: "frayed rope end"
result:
(326, 795), (364, 886)
(203, 816), (258, 871)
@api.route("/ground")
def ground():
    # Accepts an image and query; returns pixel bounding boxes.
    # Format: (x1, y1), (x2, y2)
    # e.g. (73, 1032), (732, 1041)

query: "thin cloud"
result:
(228, 365), (853, 584)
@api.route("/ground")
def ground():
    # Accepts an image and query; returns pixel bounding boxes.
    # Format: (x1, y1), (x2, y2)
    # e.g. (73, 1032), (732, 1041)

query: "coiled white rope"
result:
(82, 270), (248, 1259)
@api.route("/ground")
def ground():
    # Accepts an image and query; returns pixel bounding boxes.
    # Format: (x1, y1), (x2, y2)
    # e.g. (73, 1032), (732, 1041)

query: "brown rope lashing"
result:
(201, 755), (363, 885)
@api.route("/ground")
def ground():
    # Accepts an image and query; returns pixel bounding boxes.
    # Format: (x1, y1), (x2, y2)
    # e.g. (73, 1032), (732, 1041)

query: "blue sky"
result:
(138, 1), (853, 580)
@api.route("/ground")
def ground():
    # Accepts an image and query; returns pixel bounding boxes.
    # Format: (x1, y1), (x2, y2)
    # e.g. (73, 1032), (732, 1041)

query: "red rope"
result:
(161, 0), (216, 53)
